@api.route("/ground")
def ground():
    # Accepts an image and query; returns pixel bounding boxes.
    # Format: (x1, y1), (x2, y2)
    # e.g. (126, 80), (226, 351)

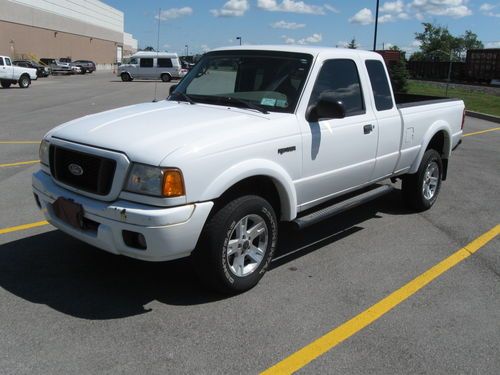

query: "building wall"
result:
(0, 21), (118, 64)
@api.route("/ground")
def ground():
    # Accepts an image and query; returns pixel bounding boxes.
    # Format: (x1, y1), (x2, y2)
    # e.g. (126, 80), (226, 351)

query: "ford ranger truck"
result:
(32, 46), (465, 293)
(0, 55), (37, 88)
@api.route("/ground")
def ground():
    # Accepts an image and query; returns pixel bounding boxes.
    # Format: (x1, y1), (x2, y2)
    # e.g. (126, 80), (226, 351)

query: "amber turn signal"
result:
(162, 169), (185, 197)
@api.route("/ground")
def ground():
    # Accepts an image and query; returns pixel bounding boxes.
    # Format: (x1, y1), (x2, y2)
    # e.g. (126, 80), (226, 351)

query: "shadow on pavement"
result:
(0, 190), (408, 320)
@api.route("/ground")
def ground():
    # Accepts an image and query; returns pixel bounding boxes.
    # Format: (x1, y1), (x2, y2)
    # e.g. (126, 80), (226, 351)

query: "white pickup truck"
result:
(33, 46), (464, 293)
(0, 55), (37, 88)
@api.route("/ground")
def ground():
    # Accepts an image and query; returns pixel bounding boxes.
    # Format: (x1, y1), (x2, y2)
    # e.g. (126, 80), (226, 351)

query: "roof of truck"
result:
(211, 45), (381, 59)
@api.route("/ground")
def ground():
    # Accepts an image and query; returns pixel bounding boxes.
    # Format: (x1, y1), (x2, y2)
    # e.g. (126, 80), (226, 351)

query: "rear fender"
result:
(409, 120), (451, 174)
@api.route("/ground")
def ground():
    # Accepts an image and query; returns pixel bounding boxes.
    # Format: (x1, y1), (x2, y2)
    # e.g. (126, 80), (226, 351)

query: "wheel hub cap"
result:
(226, 214), (268, 277)
(422, 161), (439, 200)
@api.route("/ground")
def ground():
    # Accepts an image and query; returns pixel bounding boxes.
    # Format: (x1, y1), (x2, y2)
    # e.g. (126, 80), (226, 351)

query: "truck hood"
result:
(47, 100), (282, 166)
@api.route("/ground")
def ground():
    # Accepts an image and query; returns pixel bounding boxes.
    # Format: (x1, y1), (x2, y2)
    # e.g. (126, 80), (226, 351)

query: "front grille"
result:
(49, 146), (116, 195)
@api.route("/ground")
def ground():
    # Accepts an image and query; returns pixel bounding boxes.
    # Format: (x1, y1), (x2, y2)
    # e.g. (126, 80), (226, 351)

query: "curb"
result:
(466, 110), (500, 124)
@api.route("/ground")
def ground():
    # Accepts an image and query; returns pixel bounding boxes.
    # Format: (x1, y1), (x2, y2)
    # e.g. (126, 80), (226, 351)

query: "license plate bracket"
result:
(52, 197), (84, 230)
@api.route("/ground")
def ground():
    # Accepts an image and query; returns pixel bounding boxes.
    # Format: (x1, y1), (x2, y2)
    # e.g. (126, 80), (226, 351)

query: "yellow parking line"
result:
(0, 160), (39, 168)
(0, 141), (40, 144)
(261, 224), (500, 375)
(463, 127), (500, 137)
(0, 220), (49, 235)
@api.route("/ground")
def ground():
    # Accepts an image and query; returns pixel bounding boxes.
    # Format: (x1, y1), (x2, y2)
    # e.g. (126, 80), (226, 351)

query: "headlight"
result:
(39, 139), (50, 166)
(125, 164), (185, 197)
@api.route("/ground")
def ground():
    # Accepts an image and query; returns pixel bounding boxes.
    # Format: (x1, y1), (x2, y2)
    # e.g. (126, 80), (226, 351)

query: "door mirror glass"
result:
(306, 97), (346, 122)
(169, 84), (178, 95)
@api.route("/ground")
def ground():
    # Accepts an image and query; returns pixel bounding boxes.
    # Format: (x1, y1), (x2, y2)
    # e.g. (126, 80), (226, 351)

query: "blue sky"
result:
(105, 0), (500, 55)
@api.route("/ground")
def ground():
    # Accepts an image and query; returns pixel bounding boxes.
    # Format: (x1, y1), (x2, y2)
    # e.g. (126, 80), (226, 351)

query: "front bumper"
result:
(32, 170), (213, 262)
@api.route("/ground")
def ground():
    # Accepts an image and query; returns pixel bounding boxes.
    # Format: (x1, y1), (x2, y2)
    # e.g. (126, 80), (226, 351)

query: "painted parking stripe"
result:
(0, 220), (49, 235)
(261, 224), (500, 375)
(0, 160), (39, 168)
(0, 141), (40, 144)
(463, 127), (500, 137)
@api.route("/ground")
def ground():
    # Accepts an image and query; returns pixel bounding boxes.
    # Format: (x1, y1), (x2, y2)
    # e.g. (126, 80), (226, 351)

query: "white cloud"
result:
(283, 33), (322, 44)
(409, 0), (472, 19)
(398, 12), (410, 19)
(211, 0), (249, 17)
(156, 7), (193, 21)
(485, 41), (500, 48)
(378, 14), (394, 23)
(324, 4), (340, 13)
(479, 3), (500, 17)
(257, 0), (325, 15)
(349, 8), (374, 25)
(271, 20), (306, 29)
(380, 0), (405, 13)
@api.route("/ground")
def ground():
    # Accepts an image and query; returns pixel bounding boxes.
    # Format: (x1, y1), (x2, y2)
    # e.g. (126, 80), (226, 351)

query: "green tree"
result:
(141, 46), (156, 52)
(385, 45), (409, 93)
(347, 38), (358, 49)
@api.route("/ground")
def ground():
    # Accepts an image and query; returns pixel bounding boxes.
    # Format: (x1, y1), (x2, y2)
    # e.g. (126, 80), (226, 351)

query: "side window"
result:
(0, 57), (4, 66)
(157, 58), (173, 68)
(129, 58), (138, 64)
(139, 58), (153, 68)
(365, 60), (394, 111)
(309, 59), (365, 117)
(5, 58), (11, 66)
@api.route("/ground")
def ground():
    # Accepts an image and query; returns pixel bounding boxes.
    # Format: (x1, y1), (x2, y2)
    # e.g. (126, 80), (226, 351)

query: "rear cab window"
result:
(309, 59), (365, 117)
(5, 58), (11, 66)
(365, 60), (394, 111)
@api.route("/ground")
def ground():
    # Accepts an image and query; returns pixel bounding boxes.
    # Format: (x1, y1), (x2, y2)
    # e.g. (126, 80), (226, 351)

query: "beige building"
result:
(0, 0), (137, 68)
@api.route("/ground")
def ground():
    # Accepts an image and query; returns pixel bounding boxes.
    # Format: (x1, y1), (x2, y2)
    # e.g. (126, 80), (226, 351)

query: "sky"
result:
(104, 0), (500, 55)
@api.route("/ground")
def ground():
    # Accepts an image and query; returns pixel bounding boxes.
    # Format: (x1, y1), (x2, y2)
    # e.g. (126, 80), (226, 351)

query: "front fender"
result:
(201, 159), (297, 221)
(409, 120), (451, 174)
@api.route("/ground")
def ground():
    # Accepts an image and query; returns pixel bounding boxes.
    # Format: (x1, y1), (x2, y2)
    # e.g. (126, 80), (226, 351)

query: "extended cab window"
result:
(5, 58), (11, 66)
(140, 58), (153, 68)
(365, 60), (394, 111)
(158, 58), (173, 68)
(0, 57), (4, 66)
(309, 59), (365, 117)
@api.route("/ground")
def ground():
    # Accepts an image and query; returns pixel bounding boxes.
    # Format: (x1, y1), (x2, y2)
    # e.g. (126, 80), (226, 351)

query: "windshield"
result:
(171, 50), (313, 113)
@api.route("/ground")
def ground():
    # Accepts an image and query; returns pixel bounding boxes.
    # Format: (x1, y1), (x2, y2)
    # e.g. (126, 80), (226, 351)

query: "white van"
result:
(117, 52), (186, 82)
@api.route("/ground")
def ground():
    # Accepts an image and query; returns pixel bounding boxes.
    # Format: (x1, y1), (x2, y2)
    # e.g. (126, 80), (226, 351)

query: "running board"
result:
(293, 185), (394, 229)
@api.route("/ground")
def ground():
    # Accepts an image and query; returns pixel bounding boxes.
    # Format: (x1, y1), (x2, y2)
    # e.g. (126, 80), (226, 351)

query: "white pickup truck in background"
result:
(32, 46), (464, 293)
(0, 55), (37, 88)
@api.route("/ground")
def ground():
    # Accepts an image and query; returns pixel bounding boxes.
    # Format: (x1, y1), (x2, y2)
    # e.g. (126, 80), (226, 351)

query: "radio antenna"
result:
(153, 7), (161, 102)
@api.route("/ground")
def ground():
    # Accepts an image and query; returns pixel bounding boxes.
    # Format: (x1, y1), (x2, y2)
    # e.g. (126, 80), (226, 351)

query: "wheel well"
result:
(213, 176), (282, 219)
(161, 72), (172, 77)
(426, 130), (449, 180)
(20, 73), (30, 80)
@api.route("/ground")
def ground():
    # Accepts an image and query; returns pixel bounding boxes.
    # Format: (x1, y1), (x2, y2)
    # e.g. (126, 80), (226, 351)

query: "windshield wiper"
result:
(169, 92), (196, 105)
(220, 96), (269, 114)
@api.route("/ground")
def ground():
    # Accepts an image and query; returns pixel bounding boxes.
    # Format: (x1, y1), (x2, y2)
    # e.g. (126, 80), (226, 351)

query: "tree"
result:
(385, 45), (409, 93)
(347, 38), (358, 49)
(141, 46), (156, 52)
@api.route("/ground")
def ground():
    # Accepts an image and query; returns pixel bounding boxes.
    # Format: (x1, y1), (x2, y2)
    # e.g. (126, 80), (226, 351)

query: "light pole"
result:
(236, 36), (242, 46)
(185, 44), (189, 57)
(373, 0), (380, 51)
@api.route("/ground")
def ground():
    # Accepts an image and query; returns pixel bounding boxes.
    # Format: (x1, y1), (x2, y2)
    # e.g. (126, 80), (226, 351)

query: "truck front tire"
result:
(193, 195), (278, 294)
(402, 149), (442, 211)
(121, 72), (132, 82)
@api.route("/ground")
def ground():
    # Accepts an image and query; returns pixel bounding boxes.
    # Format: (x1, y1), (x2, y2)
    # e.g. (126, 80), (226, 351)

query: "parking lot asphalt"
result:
(0, 73), (499, 374)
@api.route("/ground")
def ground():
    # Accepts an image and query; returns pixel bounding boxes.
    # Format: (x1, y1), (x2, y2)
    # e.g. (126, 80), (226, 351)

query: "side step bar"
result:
(293, 185), (394, 229)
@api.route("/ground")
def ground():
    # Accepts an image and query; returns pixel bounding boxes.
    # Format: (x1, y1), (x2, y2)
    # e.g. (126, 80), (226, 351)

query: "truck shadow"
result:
(0, 189), (409, 320)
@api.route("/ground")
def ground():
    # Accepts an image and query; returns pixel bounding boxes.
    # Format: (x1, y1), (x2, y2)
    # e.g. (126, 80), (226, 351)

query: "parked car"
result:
(73, 60), (96, 74)
(33, 46), (465, 293)
(1, 55), (37, 88)
(117, 52), (183, 82)
(13, 59), (50, 77)
(40, 58), (72, 75)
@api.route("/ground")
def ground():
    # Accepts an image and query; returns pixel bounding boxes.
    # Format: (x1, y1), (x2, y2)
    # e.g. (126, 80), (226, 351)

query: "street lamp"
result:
(373, 0), (380, 51)
(236, 36), (242, 46)
(185, 44), (189, 57)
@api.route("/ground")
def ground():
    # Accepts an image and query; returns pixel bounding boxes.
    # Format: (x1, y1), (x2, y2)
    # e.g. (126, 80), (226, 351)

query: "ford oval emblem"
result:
(68, 163), (84, 176)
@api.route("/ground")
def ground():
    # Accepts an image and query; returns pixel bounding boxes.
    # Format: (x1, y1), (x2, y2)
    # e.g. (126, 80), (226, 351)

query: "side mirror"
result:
(306, 97), (346, 122)
(169, 84), (178, 95)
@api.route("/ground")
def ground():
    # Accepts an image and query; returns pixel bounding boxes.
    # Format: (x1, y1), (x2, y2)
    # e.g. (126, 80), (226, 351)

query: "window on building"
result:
(139, 58), (153, 68)
(157, 58), (173, 68)
(365, 60), (394, 111)
(309, 59), (365, 117)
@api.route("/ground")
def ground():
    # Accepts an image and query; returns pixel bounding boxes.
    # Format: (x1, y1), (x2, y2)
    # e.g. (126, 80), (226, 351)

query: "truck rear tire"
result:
(18, 75), (30, 88)
(161, 74), (171, 82)
(1, 81), (11, 88)
(193, 195), (278, 294)
(402, 149), (442, 211)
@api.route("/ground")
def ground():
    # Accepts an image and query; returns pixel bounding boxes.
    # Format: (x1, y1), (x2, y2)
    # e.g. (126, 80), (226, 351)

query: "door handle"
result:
(363, 124), (374, 134)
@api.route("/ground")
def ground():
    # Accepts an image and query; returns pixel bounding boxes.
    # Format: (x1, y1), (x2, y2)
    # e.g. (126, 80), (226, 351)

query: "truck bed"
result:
(395, 93), (459, 109)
